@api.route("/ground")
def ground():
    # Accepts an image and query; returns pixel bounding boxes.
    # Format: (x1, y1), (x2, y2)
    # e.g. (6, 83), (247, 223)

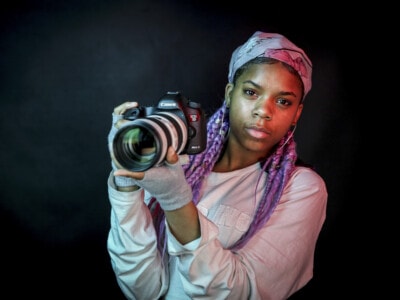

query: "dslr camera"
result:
(111, 91), (207, 171)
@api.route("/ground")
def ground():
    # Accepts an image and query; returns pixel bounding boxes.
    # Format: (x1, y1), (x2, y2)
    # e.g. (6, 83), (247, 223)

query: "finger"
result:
(113, 101), (138, 115)
(165, 146), (179, 164)
(114, 169), (145, 180)
(114, 118), (130, 129)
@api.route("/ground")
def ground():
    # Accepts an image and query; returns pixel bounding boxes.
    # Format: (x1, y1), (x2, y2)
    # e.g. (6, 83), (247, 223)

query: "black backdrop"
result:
(1, 1), (360, 298)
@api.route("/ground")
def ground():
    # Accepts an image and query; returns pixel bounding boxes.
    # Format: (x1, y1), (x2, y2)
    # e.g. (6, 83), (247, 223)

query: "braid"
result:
(229, 130), (298, 250)
(183, 102), (230, 203)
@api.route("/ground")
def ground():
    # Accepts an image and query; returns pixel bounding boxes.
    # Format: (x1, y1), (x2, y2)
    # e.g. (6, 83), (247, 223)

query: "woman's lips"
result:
(246, 127), (270, 139)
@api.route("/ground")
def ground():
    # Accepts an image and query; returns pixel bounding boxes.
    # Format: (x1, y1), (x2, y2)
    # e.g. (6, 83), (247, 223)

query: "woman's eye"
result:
(277, 98), (291, 106)
(244, 89), (256, 97)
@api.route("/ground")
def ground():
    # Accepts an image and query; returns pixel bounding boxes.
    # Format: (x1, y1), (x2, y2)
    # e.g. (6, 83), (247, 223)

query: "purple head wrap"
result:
(228, 31), (313, 99)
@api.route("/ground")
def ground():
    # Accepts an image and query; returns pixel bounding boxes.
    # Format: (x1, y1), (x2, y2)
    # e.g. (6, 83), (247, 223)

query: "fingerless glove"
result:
(135, 160), (192, 211)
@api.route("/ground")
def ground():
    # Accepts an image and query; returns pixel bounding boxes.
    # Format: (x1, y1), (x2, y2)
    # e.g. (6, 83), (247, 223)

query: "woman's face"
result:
(225, 62), (304, 157)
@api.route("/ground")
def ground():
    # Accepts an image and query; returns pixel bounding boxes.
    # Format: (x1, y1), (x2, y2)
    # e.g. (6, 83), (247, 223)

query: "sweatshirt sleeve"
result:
(167, 167), (328, 299)
(106, 172), (169, 299)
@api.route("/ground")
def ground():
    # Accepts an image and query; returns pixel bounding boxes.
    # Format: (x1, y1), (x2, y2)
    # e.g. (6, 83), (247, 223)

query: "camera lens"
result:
(112, 112), (188, 171)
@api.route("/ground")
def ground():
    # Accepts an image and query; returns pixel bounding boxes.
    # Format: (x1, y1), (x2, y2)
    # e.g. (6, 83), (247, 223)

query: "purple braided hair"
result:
(229, 129), (297, 250)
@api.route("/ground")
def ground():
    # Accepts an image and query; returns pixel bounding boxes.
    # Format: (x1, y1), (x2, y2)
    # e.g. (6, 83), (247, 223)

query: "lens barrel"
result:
(112, 112), (188, 171)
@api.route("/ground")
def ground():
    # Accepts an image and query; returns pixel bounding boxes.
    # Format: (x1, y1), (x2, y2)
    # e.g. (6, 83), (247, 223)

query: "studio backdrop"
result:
(0, 1), (357, 298)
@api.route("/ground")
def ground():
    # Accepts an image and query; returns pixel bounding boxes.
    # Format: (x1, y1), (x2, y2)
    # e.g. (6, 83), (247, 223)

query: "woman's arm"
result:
(107, 172), (169, 299)
(164, 201), (200, 245)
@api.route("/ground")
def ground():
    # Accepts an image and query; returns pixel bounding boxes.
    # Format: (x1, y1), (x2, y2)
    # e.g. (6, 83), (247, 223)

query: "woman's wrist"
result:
(113, 174), (139, 191)
(116, 185), (140, 192)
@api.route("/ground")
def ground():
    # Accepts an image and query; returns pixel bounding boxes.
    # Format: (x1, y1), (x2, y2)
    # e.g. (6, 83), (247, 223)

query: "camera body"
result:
(111, 91), (206, 171)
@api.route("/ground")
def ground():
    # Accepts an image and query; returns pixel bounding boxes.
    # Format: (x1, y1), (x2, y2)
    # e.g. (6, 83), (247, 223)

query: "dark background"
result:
(0, 1), (361, 298)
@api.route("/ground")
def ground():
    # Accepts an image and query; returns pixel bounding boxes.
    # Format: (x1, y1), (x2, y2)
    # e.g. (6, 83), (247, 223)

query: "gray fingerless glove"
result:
(108, 113), (137, 188)
(134, 160), (193, 211)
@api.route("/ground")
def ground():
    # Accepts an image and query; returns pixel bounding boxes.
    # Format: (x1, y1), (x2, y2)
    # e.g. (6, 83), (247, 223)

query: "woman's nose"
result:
(252, 99), (272, 120)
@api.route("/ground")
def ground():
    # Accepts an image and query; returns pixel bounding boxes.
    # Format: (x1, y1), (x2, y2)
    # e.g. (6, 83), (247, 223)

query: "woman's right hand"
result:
(108, 101), (139, 154)
(108, 101), (142, 189)
(111, 101), (139, 130)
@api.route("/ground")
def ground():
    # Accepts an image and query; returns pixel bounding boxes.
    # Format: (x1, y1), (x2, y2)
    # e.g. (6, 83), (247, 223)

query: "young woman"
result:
(106, 31), (328, 299)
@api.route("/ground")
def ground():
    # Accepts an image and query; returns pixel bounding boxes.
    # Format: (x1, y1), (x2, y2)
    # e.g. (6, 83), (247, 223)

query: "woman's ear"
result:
(293, 103), (303, 124)
(224, 83), (233, 107)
